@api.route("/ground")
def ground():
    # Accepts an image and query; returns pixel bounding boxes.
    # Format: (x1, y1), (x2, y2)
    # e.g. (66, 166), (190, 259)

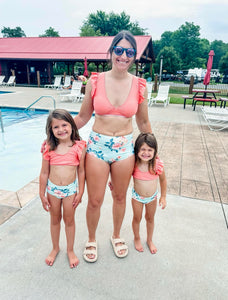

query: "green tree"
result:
(210, 40), (228, 69)
(172, 22), (202, 69)
(80, 24), (101, 37)
(1, 26), (26, 37)
(80, 10), (146, 36)
(219, 52), (228, 74)
(39, 27), (60, 37)
(160, 31), (173, 49)
(154, 46), (181, 74)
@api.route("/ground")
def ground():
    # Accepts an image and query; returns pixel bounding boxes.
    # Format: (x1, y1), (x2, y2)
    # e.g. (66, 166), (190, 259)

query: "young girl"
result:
(132, 133), (167, 254)
(39, 109), (86, 268)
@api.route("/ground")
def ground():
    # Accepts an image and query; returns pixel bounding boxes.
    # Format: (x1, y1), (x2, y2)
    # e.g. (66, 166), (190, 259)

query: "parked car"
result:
(184, 73), (199, 84)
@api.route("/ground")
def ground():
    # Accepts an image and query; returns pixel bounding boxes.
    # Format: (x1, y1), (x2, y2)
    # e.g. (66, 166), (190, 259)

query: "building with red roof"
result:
(0, 36), (155, 85)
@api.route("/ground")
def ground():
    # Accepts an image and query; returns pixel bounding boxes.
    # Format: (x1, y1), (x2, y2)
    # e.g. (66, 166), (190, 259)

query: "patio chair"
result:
(146, 82), (153, 103)
(201, 106), (228, 131)
(44, 76), (62, 89)
(0, 75), (6, 86)
(149, 85), (170, 107)
(2, 76), (16, 87)
(60, 81), (84, 102)
(62, 75), (72, 89)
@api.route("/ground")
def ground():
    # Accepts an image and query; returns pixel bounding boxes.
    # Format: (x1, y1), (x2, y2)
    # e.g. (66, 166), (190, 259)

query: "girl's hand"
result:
(40, 140), (47, 153)
(41, 196), (51, 212)
(73, 194), (82, 209)
(159, 196), (166, 209)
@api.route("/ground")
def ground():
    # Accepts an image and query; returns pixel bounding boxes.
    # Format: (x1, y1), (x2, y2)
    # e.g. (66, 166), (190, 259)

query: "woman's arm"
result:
(74, 79), (94, 129)
(39, 158), (51, 211)
(135, 89), (152, 133)
(158, 169), (167, 209)
(73, 147), (86, 208)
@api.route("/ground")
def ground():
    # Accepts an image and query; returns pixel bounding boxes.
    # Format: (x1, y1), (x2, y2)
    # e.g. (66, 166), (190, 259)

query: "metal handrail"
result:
(0, 109), (4, 132)
(24, 95), (56, 111)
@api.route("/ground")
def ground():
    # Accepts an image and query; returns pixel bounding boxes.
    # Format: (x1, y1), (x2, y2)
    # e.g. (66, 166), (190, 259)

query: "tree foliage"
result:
(80, 10), (147, 36)
(153, 46), (181, 74)
(1, 26), (26, 37)
(39, 27), (60, 37)
(219, 52), (228, 74)
(153, 22), (228, 74)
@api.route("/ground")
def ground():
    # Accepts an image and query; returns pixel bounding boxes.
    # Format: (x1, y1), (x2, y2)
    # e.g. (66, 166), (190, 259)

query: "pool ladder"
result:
(24, 95), (56, 111)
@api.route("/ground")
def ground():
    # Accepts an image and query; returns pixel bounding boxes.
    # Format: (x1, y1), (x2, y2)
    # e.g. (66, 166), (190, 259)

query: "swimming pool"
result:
(0, 108), (93, 192)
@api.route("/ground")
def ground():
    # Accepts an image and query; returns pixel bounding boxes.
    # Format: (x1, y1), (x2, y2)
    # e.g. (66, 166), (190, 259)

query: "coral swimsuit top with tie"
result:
(91, 72), (146, 118)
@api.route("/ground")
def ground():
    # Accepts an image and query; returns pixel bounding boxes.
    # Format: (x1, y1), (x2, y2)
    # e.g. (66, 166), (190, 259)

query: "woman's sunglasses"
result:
(113, 46), (136, 58)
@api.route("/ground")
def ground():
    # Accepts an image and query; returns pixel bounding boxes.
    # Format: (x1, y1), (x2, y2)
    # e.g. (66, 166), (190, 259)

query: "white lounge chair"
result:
(62, 75), (72, 89)
(2, 76), (16, 87)
(0, 76), (6, 86)
(146, 82), (153, 102)
(149, 85), (170, 107)
(60, 81), (84, 102)
(44, 76), (62, 89)
(201, 106), (228, 131)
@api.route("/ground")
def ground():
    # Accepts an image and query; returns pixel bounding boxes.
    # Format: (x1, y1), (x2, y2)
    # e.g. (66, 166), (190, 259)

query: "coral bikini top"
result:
(43, 140), (86, 166)
(91, 72), (146, 118)
(133, 157), (164, 181)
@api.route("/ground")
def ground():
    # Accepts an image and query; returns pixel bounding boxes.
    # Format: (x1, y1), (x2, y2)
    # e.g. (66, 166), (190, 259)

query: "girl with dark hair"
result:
(74, 30), (152, 262)
(39, 109), (86, 268)
(132, 133), (167, 254)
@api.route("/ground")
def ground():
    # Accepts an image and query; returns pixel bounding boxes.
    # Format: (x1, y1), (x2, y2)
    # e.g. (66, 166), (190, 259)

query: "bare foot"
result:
(134, 238), (144, 252)
(147, 241), (157, 254)
(45, 248), (59, 266)
(67, 250), (79, 268)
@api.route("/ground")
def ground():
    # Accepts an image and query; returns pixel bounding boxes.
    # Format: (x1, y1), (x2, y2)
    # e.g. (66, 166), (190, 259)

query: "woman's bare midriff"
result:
(92, 114), (133, 136)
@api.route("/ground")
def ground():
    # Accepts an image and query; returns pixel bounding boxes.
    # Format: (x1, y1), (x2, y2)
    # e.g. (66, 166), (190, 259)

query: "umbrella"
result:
(203, 50), (215, 88)
(83, 57), (88, 77)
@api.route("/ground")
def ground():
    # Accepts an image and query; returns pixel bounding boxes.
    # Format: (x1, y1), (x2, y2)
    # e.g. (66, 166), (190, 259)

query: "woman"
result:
(74, 30), (152, 262)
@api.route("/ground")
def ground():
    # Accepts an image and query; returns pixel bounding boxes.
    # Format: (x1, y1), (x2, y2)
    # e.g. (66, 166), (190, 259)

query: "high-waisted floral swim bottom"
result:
(86, 130), (134, 164)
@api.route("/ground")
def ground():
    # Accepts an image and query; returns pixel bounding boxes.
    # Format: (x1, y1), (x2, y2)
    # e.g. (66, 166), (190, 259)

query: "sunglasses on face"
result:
(113, 46), (136, 58)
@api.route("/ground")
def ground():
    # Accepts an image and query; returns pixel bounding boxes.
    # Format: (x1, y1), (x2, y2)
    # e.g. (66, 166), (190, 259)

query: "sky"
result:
(0, 0), (228, 43)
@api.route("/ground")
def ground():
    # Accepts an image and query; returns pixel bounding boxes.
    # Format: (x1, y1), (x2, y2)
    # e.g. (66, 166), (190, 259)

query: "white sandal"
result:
(110, 236), (128, 258)
(83, 241), (98, 263)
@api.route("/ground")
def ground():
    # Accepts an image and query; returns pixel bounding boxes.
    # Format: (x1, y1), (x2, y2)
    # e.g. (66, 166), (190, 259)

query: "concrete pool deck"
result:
(0, 86), (228, 299)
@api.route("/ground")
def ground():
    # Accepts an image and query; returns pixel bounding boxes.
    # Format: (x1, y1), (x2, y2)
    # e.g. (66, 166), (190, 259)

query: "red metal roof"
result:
(0, 36), (153, 61)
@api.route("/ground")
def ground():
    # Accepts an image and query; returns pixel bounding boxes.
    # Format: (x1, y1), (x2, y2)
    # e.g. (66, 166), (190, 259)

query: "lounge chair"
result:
(201, 106), (228, 131)
(2, 76), (16, 87)
(149, 85), (170, 107)
(146, 82), (153, 102)
(0, 75), (6, 86)
(44, 76), (62, 89)
(62, 75), (72, 89)
(60, 81), (84, 102)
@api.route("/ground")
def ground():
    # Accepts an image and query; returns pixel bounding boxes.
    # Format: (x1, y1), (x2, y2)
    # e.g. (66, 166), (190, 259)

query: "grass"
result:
(150, 85), (228, 105)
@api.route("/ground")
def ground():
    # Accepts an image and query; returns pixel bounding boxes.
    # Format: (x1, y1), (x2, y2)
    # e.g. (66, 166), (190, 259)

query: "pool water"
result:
(0, 108), (93, 192)
(1, 108), (47, 127)
(0, 91), (13, 95)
